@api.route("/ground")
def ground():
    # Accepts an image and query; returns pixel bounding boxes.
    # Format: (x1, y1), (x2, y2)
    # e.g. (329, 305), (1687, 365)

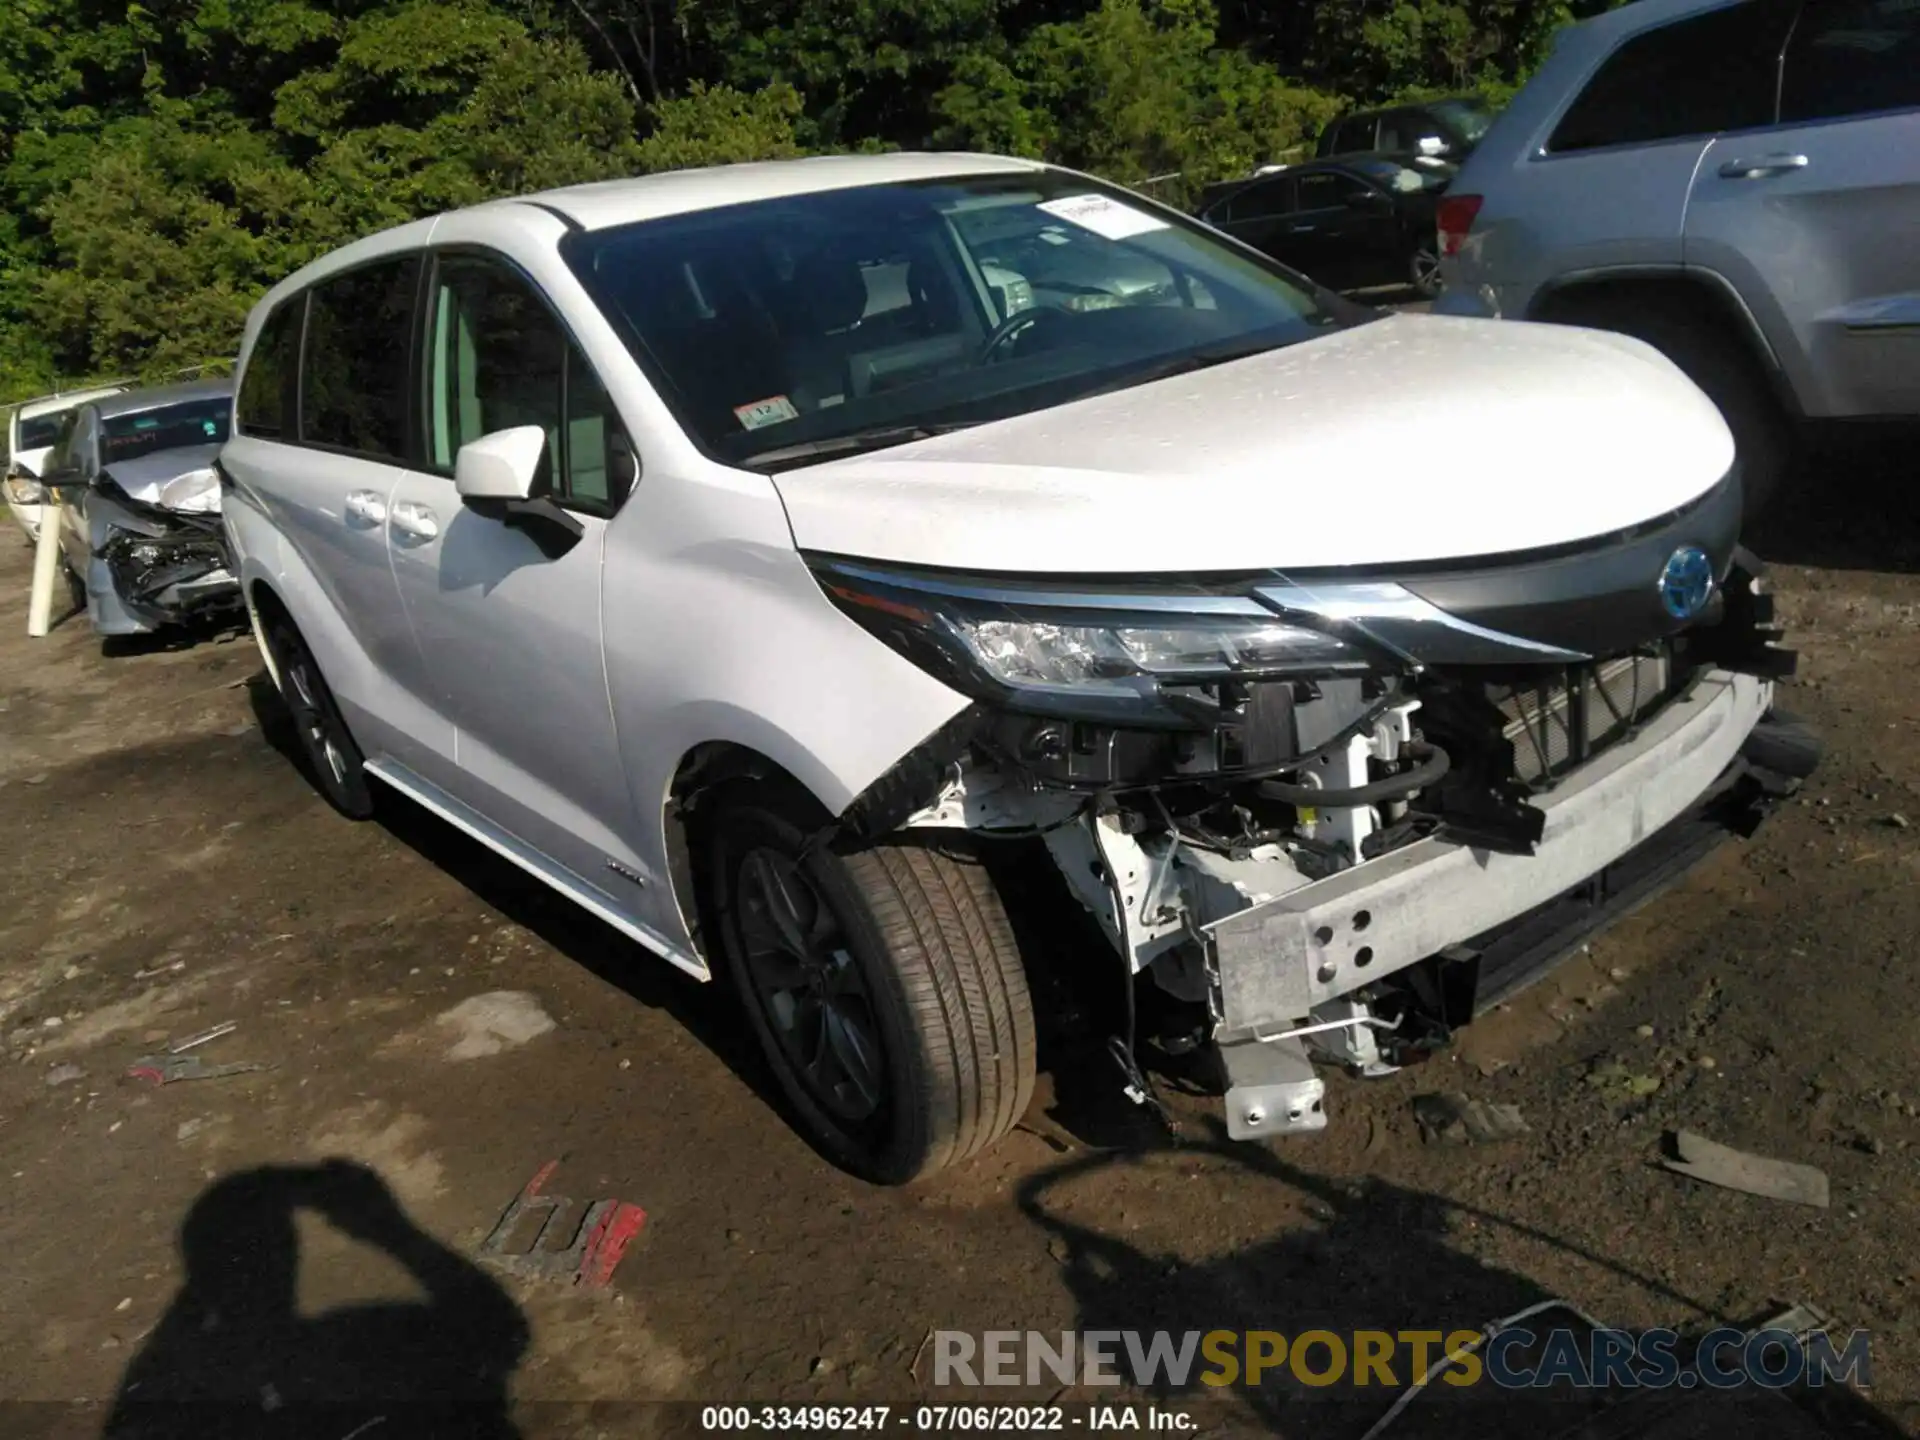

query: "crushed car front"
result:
(74, 386), (242, 635)
(570, 162), (1813, 1141)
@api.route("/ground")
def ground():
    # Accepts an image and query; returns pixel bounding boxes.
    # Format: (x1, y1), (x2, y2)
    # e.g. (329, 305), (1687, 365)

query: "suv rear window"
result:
(238, 299), (302, 440)
(1548, 0), (1794, 153)
(1428, 97), (1494, 144)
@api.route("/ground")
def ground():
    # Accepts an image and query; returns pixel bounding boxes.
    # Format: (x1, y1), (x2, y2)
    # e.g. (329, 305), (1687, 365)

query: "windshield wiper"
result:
(745, 420), (983, 470)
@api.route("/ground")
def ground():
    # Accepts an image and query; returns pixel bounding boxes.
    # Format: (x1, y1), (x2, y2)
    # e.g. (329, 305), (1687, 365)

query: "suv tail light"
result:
(1436, 194), (1483, 258)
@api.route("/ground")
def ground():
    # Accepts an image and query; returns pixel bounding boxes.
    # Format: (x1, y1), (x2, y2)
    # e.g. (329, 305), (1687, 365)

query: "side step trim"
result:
(364, 758), (710, 982)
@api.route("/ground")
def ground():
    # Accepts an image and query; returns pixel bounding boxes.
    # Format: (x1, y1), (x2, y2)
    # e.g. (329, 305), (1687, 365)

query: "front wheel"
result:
(708, 787), (1035, 1183)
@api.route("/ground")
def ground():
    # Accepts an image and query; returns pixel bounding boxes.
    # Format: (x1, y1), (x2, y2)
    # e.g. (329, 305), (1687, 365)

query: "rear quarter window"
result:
(237, 298), (303, 440)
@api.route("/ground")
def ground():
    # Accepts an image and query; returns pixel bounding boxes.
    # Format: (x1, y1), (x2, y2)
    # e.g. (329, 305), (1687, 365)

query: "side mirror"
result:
(1416, 135), (1452, 157)
(454, 423), (586, 559)
(455, 425), (547, 502)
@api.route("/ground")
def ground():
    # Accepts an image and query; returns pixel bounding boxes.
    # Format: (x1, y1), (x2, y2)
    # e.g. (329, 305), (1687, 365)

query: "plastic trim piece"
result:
(364, 757), (710, 980)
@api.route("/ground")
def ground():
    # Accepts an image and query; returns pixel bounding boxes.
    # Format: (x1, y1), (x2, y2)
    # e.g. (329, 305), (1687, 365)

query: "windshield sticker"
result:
(733, 395), (800, 431)
(1035, 193), (1169, 242)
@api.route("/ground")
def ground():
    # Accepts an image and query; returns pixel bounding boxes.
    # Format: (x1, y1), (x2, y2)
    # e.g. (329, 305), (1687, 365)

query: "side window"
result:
(1780, 0), (1920, 123)
(425, 252), (628, 512)
(301, 257), (419, 458)
(1226, 177), (1296, 221)
(1333, 116), (1377, 152)
(1294, 171), (1368, 211)
(565, 355), (618, 509)
(237, 298), (302, 440)
(1548, 1), (1795, 153)
(1376, 111), (1417, 152)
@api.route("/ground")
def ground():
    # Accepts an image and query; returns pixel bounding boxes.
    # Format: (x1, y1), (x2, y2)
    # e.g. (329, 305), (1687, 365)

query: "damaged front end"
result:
(812, 471), (1817, 1142)
(85, 469), (242, 636)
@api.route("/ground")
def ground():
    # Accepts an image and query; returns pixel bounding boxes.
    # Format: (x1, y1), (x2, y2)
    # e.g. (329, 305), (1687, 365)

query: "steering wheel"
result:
(979, 305), (1075, 363)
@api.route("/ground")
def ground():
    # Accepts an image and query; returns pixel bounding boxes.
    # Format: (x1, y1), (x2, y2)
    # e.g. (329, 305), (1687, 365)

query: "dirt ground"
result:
(2, 441), (1918, 1440)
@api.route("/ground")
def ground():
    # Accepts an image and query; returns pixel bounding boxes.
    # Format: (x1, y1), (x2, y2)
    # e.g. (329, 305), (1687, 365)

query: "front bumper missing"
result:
(90, 528), (240, 635)
(1213, 670), (1793, 1139)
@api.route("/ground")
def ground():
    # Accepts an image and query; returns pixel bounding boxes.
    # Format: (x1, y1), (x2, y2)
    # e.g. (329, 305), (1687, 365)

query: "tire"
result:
(262, 613), (375, 819)
(1555, 297), (1793, 519)
(707, 785), (1035, 1183)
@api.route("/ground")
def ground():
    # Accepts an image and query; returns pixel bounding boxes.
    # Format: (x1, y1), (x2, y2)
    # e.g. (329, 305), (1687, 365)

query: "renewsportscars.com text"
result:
(933, 1327), (1872, 1391)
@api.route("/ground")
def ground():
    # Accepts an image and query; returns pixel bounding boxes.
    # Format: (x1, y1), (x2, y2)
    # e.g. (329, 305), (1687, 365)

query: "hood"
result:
(770, 314), (1735, 575)
(101, 443), (224, 513)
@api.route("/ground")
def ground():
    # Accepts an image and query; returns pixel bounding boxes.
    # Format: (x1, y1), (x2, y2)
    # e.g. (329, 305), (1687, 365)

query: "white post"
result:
(26, 489), (63, 637)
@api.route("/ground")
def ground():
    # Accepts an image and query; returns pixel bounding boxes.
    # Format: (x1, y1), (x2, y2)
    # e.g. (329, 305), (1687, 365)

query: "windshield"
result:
(18, 412), (69, 450)
(102, 398), (231, 463)
(563, 172), (1353, 470)
(1429, 98), (1495, 144)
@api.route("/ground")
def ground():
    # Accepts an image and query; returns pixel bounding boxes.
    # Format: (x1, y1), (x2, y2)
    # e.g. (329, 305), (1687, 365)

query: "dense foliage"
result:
(0, 0), (1619, 395)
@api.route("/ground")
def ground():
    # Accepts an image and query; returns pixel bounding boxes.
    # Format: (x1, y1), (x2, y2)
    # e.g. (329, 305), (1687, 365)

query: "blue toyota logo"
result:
(1659, 546), (1715, 620)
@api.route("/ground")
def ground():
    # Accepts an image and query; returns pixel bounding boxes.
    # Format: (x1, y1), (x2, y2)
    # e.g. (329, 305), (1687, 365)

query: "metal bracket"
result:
(1220, 1034), (1327, 1139)
(1044, 812), (1186, 972)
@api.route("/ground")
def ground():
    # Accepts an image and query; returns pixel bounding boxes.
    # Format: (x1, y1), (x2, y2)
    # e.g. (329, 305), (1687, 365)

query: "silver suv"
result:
(1434, 0), (1920, 511)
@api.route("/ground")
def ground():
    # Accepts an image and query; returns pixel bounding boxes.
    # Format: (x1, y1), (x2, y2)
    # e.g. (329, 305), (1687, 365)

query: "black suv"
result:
(1318, 95), (1497, 161)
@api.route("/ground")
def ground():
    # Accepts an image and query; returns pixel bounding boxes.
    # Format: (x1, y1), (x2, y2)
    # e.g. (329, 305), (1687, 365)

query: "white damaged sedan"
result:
(45, 379), (242, 636)
(220, 154), (1816, 1182)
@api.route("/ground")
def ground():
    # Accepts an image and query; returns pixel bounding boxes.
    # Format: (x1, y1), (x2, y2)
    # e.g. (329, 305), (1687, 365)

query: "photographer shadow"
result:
(106, 1160), (527, 1440)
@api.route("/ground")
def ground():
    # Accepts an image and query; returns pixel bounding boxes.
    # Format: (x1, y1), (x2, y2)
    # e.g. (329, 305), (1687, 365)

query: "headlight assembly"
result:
(810, 558), (1390, 729)
(954, 615), (1367, 686)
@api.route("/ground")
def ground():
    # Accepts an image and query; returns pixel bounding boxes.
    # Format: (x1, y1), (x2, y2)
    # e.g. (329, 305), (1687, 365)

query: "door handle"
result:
(389, 500), (439, 542)
(1717, 153), (1809, 179)
(1288, 224), (1317, 233)
(343, 489), (387, 526)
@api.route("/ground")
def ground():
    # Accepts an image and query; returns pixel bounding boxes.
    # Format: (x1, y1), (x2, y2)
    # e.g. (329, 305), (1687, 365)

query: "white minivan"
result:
(220, 153), (1814, 1182)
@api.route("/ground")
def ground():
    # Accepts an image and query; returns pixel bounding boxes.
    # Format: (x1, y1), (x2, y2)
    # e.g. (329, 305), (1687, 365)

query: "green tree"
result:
(936, 0), (1341, 197)
(0, 0), (1616, 397)
(678, 0), (1007, 146)
(29, 9), (640, 378)
(633, 81), (806, 172)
